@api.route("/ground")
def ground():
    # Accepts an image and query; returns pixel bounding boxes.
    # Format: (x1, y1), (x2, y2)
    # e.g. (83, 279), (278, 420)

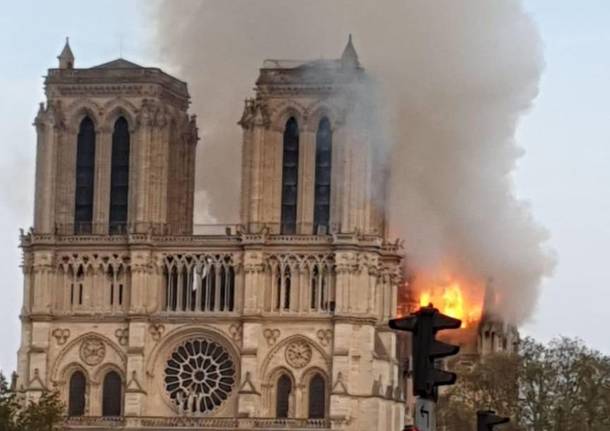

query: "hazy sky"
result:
(0, 0), (608, 371)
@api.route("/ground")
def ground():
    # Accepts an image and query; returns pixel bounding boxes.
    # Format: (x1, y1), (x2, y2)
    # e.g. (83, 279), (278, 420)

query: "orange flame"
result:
(417, 280), (483, 328)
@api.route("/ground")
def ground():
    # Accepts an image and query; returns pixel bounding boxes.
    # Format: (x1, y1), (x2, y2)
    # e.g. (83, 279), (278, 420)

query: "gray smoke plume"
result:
(153, 0), (555, 324)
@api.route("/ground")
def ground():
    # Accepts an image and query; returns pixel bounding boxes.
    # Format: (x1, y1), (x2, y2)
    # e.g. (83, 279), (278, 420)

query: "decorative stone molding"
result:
(126, 370), (146, 394)
(57, 252), (130, 274)
(149, 323), (165, 341)
(79, 336), (106, 366)
(316, 329), (332, 347)
(285, 340), (313, 369)
(238, 371), (259, 395)
(332, 372), (348, 394)
(114, 328), (129, 346)
(52, 328), (70, 345)
(228, 323), (242, 343)
(263, 328), (281, 346)
(28, 368), (47, 391)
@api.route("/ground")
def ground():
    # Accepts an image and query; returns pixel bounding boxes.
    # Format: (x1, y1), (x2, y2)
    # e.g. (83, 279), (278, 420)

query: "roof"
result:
(91, 58), (144, 69)
(262, 35), (360, 70)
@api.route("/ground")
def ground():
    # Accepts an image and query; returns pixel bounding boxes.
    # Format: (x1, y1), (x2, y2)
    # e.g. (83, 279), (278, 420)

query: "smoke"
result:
(153, 0), (555, 324)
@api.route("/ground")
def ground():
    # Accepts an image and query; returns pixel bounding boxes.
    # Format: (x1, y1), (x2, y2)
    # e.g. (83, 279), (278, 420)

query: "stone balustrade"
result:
(64, 416), (341, 430)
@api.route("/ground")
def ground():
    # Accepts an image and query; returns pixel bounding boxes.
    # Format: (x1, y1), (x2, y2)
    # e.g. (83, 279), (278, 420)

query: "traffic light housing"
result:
(390, 305), (461, 398)
(477, 410), (510, 430)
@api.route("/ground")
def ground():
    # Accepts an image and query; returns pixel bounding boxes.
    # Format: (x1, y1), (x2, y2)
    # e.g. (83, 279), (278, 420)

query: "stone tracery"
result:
(164, 338), (236, 415)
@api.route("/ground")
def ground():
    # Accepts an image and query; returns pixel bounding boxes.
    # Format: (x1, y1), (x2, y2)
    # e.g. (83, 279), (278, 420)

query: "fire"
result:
(417, 280), (483, 328)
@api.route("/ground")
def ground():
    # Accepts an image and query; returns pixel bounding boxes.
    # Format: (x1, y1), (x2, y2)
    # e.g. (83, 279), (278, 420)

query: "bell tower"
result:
(33, 41), (197, 236)
(239, 35), (386, 236)
(236, 37), (404, 430)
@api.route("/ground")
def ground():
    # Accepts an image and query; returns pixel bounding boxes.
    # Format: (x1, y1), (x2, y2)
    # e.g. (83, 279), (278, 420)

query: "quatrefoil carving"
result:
(263, 328), (281, 346)
(115, 328), (129, 346)
(52, 328), (70, 345)
(316, 329), (332, 346)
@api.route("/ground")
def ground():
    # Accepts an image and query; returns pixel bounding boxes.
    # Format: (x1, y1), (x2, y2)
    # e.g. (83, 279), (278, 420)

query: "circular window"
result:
(164, 338), (236, 414)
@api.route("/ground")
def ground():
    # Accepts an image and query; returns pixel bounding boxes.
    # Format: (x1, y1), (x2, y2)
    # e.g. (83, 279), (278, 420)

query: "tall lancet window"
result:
(276, 374), (293, 418)
(102, 371), (122, 416)
(281, 117), (299, 234)
(109, 117), (130, 234)
(314, 117), (332, 234)
(68, 370), (86, 416)
(308, 373), (326, 418)
(74, 116), (96, 234)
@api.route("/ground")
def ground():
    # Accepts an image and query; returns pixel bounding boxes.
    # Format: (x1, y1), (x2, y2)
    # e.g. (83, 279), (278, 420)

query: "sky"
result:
(0, 0), (608, 371)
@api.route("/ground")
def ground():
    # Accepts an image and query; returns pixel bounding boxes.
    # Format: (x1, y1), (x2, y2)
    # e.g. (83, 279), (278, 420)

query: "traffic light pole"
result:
(390, 305), (461, 431)
(414, 397), (436, 431)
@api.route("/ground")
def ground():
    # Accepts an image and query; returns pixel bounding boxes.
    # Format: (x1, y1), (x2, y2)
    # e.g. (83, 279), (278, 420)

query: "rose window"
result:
(164, 338), (236, 414)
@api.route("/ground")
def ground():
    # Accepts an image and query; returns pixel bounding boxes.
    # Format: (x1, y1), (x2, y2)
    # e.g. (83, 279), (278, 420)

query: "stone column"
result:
(242, 248), (264, 314)
(134, 108), (153, 233)
(156, 114), (170, 228)
(184, 125), (197, 232)
(269, 130), (283, 232)
(92, 127), (111, 235)
(30, 250), (54, 315)
(260, 128), (277, 229)
(330, 124), (345, 233)
(124, 321), (147, 416)
(297, 129), (315, 234)
(240, 127), (253, 225)
(238, 321), (262, 416)
(127, 123), (138, 230)
(33, 107), (57, 234)
(56, 127), (77, 229)
(248, 124), (265, 231)
(129, 248), (152, 315)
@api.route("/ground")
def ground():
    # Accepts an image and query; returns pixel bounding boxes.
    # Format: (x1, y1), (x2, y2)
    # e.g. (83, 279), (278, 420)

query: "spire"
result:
(57, 37), (74, 69)
(341, 34), (360, 68)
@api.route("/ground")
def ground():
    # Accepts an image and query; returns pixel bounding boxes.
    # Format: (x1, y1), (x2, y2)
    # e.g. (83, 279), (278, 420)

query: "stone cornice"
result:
(22, 230), (401, 254)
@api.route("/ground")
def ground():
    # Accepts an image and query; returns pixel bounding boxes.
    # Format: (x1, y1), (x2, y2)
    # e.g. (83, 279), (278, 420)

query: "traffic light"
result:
(389, 305), (461, 398)
(477, 410), (510, 430)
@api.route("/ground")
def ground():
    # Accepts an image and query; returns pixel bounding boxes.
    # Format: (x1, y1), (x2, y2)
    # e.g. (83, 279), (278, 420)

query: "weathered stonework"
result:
(17, 38), (405, 430)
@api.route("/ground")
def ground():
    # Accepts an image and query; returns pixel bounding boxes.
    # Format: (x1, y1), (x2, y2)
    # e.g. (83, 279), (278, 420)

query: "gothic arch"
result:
(50, 332), (127, 385)
(305, 102), (341, 132)
(58, 361), (90, 386)
(271, 104), (307, 132)
(99, 368), (124, 417)
(67, 368), (88, 416)
(92, 363), (125, 385)
(102, 98), (138, 131)
(300, 366), (329, 387)
(301, 367), (329, 419)
(266, 366), (296, 418)
(66, 99), (103, 131)
(261, 334), (330, 382)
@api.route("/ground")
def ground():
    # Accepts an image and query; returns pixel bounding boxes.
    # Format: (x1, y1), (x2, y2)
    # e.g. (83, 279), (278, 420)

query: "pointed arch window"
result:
(68, 370), (86, 416)
(276, 374), (293, 418)
(74, 117), (96, 234)
(102, 371), (122, 416)
(314, 117), (332, 234)
(281, 117), (299, 234)
(308, 373), (326, 418)
(109, 117), (130, 234)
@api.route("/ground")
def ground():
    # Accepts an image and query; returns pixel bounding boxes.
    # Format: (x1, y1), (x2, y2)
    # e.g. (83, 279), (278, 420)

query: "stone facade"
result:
(17, 39), (406, 430)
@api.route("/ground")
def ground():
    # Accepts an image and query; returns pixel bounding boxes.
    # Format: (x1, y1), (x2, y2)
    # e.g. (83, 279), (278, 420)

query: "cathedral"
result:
(16, 37), (407, 430)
